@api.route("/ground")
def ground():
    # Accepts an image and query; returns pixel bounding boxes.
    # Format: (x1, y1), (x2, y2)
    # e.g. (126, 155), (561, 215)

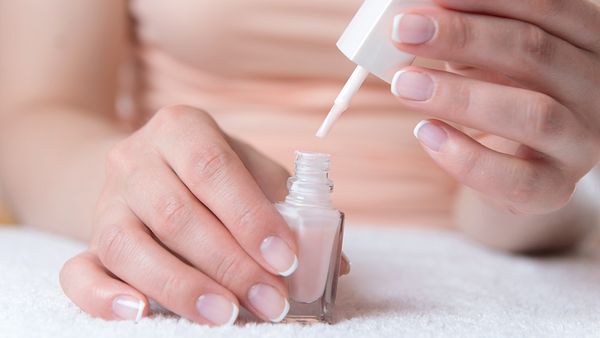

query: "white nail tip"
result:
(278, 256), (299, 277)
(135, 300), (145, 323)
(114, 298), (145, 322)
(270, 298), (290, 323)
(391, 70), (406, 97)
(392, 14), (404, 43)
(225, 304), (239, 326)
(413, 120), (429, 139)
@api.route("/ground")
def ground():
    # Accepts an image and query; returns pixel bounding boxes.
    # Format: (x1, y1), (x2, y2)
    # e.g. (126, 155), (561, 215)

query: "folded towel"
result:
(1, 225), (600, 338)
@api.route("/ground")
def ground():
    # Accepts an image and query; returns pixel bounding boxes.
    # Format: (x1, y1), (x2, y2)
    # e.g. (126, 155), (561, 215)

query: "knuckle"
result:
(154, 194), (194, 241)
(456, 148), (482, 179)
(506, 164), (574, 213)
(213, 254), (244, 287)
(156, 273), (191, 308)
(506, 164), (542, 205)
(191, 143), (232, 184)
(446, 80), (473, 120)
(155, 105), (196, 123)
(233, 203), (265, 233)
(524, 95), (565, 138)
(519, 24), (555, 65)
(153, 105), (215, 130)
(95, 225), (131, 269)
(105, 142), (135, 175)
(448, 14), (474, 52)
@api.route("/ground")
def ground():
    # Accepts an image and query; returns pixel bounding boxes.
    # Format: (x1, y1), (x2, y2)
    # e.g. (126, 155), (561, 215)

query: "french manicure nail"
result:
(196, 294), (239, 326)
(414, 120), (448, 152)
(392, 14), (436, 44)
(112, 295), (146, 322)
(248, 283), (290, 323)
(392, 70), (434, 101)
(260, 236), (298, 277)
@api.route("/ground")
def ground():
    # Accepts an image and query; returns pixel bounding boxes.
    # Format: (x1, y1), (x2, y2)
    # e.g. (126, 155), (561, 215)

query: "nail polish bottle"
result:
(275, 151), (344, 324)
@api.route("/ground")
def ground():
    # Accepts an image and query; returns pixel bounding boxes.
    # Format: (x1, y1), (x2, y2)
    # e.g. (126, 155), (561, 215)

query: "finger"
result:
(444, 62), (520, 88)
(146, 105), (298, 276)
(92, 200), (241, 326)
(435, 0), (600, 52)
(118, 156), (291, 322)
(411, 119), (575, 214)
(392, 7), (597, 105)
(391, 67), (598, 173)
(60, 251), (148, 321)
(227, 135), (290, 203)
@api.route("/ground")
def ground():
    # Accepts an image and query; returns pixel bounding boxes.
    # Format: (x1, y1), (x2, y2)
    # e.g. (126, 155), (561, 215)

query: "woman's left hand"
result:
(391, 0), (600, 214)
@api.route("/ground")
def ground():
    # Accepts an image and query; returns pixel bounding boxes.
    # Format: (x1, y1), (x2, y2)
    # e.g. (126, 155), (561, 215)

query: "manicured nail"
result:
(196, 294), (239, 326)
(112, 295), (145, 322)
(392, 70), (434, 101)
(260, 236), (298, 277)
(414, 120), (448, 152)
(248, 284), (290, 323)
(341, 252), (352, 275)
(392, 14), (436, 44)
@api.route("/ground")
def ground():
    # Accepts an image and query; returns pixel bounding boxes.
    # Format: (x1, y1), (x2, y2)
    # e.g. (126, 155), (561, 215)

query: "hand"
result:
(391, 0), (600, 214)
(60, 105), (300, 325)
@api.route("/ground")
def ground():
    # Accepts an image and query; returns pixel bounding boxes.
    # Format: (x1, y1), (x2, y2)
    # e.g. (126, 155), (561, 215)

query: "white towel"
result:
(1, 225), (600, 338)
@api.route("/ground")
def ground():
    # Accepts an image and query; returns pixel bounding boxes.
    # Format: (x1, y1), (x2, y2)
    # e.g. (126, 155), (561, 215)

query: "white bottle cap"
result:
(337, 0), (434, 84)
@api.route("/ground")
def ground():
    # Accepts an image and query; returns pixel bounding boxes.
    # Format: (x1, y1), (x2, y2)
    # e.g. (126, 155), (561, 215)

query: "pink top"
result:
(0, 1), (457, 226)
(123, 0), (458, 226)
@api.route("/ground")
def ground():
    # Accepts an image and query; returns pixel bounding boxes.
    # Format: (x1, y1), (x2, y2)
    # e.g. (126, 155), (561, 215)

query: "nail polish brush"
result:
(316, 0), (433, 138)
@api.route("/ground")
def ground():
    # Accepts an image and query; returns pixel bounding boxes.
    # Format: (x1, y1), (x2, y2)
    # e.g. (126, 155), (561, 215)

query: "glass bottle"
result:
(276, 151), (345, 324)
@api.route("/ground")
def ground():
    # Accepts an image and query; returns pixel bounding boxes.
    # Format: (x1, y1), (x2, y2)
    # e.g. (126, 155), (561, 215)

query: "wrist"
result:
(453, 185), (593, 253)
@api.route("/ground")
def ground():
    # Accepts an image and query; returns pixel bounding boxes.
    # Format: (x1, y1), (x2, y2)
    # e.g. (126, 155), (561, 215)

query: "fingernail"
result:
(341, 252), (351, 275)
(392, 70), (434, 101)
(195, 294), (239, 326)
(248, 284), (290, 323)
(392, 14), (436, 44)
(260, 236), (298, 277)
(414, 120), (448, 152)
(112, 295), (146, 322)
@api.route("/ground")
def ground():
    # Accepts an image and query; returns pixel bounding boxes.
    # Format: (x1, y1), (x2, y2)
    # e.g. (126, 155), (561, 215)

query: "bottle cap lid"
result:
(336, 0), (433, 83)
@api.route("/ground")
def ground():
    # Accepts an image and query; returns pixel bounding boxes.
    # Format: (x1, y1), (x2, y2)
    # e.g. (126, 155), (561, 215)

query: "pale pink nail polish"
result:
(391, 70), (434, 101)
(248, 284), (290, 323)
(275, 152), (345, 324)
(261, 236), (298, 277)
(195, 294), (239, 326)
(414, 120), (448, 151)
(392, 14), (436, 44)
(112, 295), (145, 322)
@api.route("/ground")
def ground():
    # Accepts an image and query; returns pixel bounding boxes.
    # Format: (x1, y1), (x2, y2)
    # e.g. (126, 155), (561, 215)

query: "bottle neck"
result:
(285, 151), (334, 208)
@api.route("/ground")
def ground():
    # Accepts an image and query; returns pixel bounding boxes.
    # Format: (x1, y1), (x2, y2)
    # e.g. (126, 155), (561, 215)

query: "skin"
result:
(392, 0), (600, 252)
(0, 0), (598, 325)
(0, 1), (347, 324)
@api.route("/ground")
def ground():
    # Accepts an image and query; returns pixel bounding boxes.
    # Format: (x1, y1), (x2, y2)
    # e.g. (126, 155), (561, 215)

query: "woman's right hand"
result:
(59, 105), (300, 325)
